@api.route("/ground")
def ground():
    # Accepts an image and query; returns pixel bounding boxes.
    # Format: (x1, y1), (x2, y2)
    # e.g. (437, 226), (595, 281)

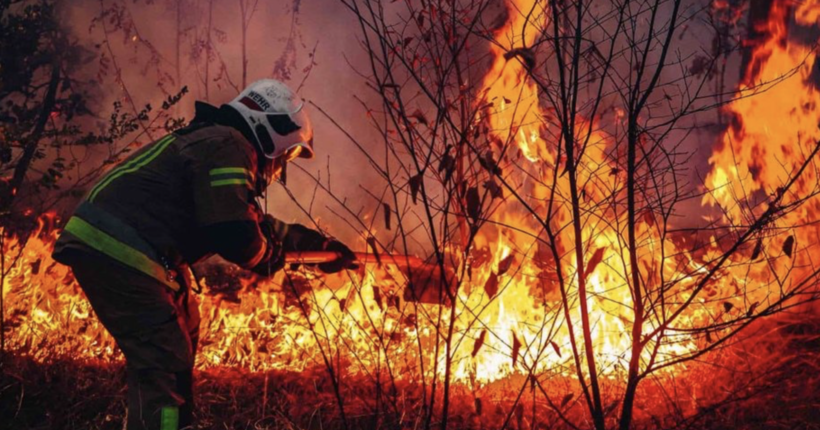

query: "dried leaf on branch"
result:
(415, 13), (425, 28)
(560, 393), (573, 408)
(383, 203), (391, 230)
(551, 340), (562, 358)
(498, 254), (514, 276)
(478, 152), (502, 175)
(689, 55), (710, 77)
(751, 238), (763, 260)
(372, 285), (384, 311)
(484, 179), (504, 199)
(747, 301), (759, 317)
(410, 108), (428, 126)
(466, 186), (481, 222)
(783, 235), (795, 258)
(484, 271), (499, 299)
(472, 329), (487, 357)
(585, 247), (606, 277)
(438, 146), (455, 181)
(367, 236), (381, 266)
(643, 210), (655, 228)
(408, 173), (423, 204)
(511, 331), (522, 367)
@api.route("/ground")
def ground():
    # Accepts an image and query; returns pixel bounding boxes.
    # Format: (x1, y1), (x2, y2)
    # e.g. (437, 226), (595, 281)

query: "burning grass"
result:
(2, 312), (818, 429)
(4, 0), (820, 428)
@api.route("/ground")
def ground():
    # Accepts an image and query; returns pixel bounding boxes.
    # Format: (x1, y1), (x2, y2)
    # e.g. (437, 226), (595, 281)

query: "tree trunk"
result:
(2, 65), (60, 215)
(176, 0), (182, 115)
(619, 122), (646, 430)
(204, 0), (213, 101)
(240, 0), (248, 89)
(176, 1), (182, 84)
(0, 64), (59, 356)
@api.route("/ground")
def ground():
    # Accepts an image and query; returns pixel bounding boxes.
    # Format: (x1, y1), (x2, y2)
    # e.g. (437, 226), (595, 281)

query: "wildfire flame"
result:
(706, 1), (820, 212)
(3, 0), (819, 393)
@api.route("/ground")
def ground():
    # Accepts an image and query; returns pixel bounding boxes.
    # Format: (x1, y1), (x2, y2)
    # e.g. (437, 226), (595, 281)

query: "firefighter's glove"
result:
(283, 223), (326, 252)
(319, 239), (359, 274)
(284, 224), (359, 273)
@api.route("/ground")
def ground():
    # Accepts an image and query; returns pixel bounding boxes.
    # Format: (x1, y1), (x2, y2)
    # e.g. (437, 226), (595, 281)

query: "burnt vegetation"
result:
(2, 0), (820, 429)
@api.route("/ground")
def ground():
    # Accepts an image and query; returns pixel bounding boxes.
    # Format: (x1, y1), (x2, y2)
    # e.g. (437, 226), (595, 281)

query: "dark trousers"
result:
(68, 252), (200, 430)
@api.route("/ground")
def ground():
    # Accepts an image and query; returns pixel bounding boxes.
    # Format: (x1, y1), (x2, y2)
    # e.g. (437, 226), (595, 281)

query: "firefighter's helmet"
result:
(228, 79), (314, 161)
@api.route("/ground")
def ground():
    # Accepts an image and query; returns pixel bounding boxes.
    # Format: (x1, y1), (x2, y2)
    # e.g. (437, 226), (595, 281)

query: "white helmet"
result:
(228, 79), (314, 161)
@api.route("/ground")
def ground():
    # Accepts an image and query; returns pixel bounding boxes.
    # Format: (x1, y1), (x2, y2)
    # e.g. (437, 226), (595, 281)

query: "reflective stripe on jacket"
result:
(62, 202), (181, 291)
(53, 122), (265, 273)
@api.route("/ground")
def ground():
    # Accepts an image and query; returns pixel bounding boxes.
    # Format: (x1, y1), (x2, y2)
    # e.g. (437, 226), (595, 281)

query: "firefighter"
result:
(52, 79), (357, 430)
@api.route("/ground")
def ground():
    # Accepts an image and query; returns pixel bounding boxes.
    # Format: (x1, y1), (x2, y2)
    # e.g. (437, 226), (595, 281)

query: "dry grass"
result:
(1, 315), (819, 430)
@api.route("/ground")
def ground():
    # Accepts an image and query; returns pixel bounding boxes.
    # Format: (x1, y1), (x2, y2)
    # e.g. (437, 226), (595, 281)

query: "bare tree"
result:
(332, 0), (820, 429)
(237, 0), (260, 88)
(0, 0), (189, 354)
(4, 1), (820, 429)
(205, 0), (214, 99)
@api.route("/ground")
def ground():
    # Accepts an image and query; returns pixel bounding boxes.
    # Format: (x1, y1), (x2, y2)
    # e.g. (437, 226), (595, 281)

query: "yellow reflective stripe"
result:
(209, 167), (254, 180)
(89, 135), (176, 202)
(210, 178), (252, 188)
(160, 406), (179, 430)
(89, 135), (174, 200)
(64, 217), (179, 291)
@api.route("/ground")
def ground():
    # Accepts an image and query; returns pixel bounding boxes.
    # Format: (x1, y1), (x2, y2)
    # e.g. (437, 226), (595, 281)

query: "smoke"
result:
(46, 0), (803, 242)
(56, 0), (389, 247)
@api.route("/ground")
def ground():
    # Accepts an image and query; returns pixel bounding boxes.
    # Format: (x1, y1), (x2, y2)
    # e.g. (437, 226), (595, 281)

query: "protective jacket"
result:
(53, 103), (280, 289)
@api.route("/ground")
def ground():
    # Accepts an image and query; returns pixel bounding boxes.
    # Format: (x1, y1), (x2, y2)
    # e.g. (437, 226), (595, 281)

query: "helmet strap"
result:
(279, 161), (288, 186)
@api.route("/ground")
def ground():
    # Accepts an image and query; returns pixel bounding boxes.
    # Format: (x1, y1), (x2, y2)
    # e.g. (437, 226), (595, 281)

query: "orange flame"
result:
(4, 0), (818, 393)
